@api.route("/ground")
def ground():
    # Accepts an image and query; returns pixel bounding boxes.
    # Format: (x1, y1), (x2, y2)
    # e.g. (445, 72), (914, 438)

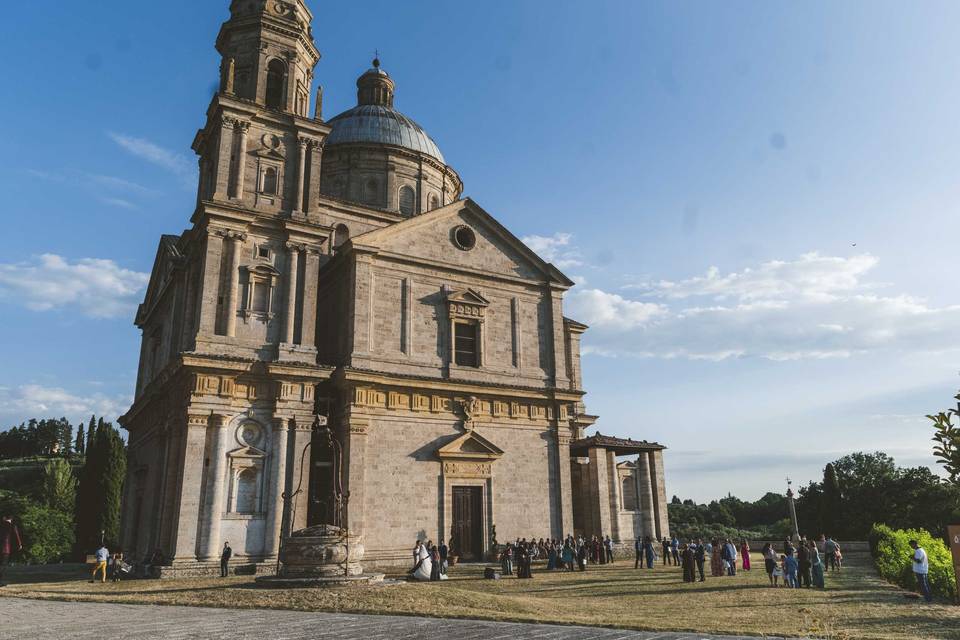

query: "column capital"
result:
(297, 136), (311, 148)
(235, 119), (251, 132)
(210, 414), (229, 428)
(186, 412), (210, 427)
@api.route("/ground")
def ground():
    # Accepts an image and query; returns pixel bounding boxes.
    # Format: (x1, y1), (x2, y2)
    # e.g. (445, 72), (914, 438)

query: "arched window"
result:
(235, 468), (259, 513)
(429, 194), (440, 211)
(333, 224), (350, 252)
(399, 185), (416, 216)
(262, 167), (278, 195)
(265, 59), (286, 109)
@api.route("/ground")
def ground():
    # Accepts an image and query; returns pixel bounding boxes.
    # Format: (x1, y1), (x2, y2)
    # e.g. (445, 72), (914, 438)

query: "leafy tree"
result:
(75, 421), (126, 550)
(42, 458), (76, 513)
(927, 391), (960, 483)
(19, 504), (74, 564)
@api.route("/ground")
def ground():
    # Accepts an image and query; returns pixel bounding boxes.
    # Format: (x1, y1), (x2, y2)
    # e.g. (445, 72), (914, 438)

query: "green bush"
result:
(870, 523), (956, 600)
(19, 504), (74, 564)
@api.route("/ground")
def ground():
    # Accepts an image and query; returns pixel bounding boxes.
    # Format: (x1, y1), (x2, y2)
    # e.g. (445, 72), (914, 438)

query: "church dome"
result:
(325, 104), (446, 164)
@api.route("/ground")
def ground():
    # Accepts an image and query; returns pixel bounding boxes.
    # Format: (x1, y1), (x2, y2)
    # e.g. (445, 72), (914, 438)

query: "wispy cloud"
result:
(108, 132), (195, 186)
(522, 232), (584, 270)
(26, 168), (158, 209)
(0, 253), (148, 319)
(566, 251), (960, 361)
(0, 384), (130, 427)
(98, 196), (139, 211)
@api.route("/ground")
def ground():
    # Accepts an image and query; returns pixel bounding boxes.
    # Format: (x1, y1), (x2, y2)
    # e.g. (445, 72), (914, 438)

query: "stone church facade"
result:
(119, 0), (669, 573)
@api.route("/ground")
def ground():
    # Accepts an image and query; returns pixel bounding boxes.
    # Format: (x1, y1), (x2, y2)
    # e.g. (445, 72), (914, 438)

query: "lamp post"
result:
(786, 478), (800, 543)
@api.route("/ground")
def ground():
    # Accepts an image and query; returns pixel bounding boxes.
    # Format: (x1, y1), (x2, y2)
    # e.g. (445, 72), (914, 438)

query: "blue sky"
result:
(2, 0), (959, 501)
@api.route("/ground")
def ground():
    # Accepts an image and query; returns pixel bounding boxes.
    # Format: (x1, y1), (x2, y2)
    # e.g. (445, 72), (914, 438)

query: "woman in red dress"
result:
(740, 539), (751, 571)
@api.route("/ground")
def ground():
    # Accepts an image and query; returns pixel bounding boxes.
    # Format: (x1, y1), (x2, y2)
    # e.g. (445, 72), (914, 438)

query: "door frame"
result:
(439, 474), (491, 561)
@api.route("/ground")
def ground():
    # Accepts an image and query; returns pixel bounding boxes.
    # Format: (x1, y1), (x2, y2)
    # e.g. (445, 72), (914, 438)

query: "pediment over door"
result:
(437, 430), (504, 478)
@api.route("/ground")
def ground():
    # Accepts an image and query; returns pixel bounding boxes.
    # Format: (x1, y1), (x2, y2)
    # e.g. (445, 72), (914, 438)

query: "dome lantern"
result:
(356, 56), (395, 107)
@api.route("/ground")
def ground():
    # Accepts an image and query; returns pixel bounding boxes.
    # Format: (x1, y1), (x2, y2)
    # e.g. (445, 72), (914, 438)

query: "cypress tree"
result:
(74, 421), (85, 455)
(822, 463), (842, 536)
(95, 426), (126, 547)
(85, 416), (96, 457)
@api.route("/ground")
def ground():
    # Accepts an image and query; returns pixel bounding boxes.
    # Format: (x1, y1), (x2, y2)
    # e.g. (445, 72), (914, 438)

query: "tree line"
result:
(0, 415), (126, 563)
(669, 451), (960, 542)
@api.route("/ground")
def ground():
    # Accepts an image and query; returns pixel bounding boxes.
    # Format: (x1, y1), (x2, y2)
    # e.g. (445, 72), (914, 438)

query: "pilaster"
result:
(344, 414), (369, 536)
(171, 412), (211, 563)
(264, 416), (291, 557)
(283, 243), (301, 345)
(299, 247), (321, 348)
(196, 231), (224, 337)
(199, 414), (230, 560)
(223, 232), (245, 338)
(555, 426), (575, 538)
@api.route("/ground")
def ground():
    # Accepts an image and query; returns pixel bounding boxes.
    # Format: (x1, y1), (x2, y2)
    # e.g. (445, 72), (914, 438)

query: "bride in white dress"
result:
(412, 541), (433, 581)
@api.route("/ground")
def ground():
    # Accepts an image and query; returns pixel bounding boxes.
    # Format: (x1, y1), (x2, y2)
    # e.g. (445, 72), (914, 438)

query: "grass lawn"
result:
(2, 553), (958, 639)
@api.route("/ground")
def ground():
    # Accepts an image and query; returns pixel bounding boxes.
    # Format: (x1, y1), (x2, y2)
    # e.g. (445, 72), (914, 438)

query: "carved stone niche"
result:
(437, 430), (503, 479)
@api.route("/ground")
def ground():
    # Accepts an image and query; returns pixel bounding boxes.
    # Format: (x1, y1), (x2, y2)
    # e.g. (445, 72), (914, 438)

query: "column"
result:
(197, 231), (224, 337)
(283, 244), (300, 345)
(170, 412), (210, 562)
(587, 447), (612, 538)
(555, 428), (574, 538)
(606, 450), (622, 542)
(636, 452), (656, 538)
(200, 415), (230, 561)
(650, 449), (670, 538)
(224, 234), (243, 338)
(264, 417), (290, 557)
(299, 248), (320, 348)
(295, 137), (308, 213)
(232, 121), (249, 199)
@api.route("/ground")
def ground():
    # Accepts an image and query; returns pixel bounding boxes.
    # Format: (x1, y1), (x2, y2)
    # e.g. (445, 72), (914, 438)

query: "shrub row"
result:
(869, 523), (957, 600)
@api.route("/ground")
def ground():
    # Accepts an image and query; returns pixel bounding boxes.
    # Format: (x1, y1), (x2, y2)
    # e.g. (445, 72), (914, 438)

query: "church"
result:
(119, 0), (669, 574)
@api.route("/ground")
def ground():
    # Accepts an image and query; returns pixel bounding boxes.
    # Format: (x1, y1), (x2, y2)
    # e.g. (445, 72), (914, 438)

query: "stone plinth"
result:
(256, 524), (384, 587)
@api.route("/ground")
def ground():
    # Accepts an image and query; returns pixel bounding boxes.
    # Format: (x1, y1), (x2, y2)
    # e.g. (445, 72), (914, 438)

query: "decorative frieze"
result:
(442, 461), (492, 478)
(347, 384), (557, 424)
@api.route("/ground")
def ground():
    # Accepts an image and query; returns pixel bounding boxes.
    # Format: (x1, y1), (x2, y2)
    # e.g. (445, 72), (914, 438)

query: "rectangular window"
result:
(454, 322), (479, 367)
(252, 281), (270, 312)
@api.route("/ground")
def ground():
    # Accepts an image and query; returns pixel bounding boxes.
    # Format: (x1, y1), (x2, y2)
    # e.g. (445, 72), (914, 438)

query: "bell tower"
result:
(217, 0), (320, 116)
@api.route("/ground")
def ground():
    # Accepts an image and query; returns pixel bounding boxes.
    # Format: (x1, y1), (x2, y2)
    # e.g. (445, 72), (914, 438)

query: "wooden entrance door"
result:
(451, 486), (483, 561)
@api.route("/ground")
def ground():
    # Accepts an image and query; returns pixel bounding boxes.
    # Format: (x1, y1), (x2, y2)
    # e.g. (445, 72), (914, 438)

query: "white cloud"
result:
(0, 254), (149, 319)
(99, 197), (139, 210)
(108, 132), (195, 184)
(0, 384), (129, 426)
(522, 232), (584, 269)
(568, 252), (960, 361)
(27, 168), (159, 198)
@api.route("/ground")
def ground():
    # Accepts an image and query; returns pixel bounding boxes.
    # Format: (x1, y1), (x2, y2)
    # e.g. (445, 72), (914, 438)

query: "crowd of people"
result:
(498, 535), (617, 577)
(409, 539), (450, 581)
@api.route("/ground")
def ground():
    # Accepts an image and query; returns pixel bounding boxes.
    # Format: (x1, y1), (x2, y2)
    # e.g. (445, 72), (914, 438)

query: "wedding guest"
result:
(740, 540), (751, 571)
(809, 540), (825, 588)
(762, 543), (778, 586)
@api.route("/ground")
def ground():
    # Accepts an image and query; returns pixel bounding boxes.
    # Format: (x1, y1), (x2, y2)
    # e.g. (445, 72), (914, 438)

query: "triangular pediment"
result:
(437, 430), (504, 461)
(227, 445), (266, 458)
(347, 199), (575, 287)
(446, 288), (490, 307)
(136, 234), (184, 326)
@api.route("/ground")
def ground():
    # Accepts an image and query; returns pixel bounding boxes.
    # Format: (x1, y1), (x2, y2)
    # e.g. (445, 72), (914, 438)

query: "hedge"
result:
(869, 523), (957, 600)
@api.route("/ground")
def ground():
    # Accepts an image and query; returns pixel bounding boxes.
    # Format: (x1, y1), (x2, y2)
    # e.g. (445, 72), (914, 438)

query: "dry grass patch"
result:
(3, 554), (958, 639)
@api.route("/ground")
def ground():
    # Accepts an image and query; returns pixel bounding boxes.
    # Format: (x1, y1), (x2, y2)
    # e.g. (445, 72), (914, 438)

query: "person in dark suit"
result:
(220, 541), (232, 577)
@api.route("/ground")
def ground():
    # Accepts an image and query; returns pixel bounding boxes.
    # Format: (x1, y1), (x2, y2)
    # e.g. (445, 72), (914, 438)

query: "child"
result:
(772, 554), (785, 587)
(834, 543), (843, 570)
(785, 551), (799, 588)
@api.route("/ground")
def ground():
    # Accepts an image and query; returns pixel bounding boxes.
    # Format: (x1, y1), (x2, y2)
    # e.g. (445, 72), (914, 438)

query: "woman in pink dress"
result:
(741, 540), (751, 571)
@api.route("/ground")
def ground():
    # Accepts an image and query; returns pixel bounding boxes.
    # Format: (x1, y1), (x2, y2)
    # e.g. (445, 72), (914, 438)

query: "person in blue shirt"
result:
(90, 544), (109, 584)
(784, 550), (799, 588)
(671, 536), (680, 566)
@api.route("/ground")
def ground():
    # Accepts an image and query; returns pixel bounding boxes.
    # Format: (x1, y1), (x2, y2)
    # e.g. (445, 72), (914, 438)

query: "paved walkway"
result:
(0, 597), (794, 640)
